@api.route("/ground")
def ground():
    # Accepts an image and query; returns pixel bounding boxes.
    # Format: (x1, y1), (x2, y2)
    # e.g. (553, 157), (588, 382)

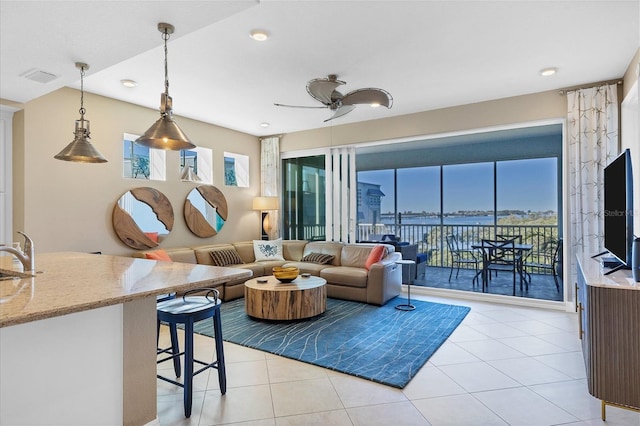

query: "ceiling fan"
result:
(274, 74), (393, 122)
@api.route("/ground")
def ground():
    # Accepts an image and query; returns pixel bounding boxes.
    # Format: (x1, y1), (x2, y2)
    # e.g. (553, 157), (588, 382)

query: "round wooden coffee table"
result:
(244, 275), (327, 320)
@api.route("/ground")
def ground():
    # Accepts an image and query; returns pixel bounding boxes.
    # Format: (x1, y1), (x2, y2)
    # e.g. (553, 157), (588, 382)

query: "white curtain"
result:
(326, 147), (356, 243)
(260, 136), (280, 239)
(567, 83), (619, 297)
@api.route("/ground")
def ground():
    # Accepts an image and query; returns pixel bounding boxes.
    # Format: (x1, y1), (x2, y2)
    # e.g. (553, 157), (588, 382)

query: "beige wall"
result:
(280, 90), (567, 151)
(14, 87), (261, 255)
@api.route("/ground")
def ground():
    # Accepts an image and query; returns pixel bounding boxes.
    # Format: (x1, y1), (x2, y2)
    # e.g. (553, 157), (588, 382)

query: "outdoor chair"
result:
(524, 238), (562, 291)
(481, 237), (526, 296)
(445, 234), (480, 285)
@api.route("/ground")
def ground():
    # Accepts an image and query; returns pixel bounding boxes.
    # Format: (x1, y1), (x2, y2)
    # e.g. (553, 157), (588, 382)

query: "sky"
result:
(359, 158), (558, 214)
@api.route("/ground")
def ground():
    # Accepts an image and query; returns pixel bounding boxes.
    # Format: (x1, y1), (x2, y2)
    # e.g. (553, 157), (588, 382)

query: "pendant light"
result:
(54, 62), (108, 163)
(136, 23), (196, 150)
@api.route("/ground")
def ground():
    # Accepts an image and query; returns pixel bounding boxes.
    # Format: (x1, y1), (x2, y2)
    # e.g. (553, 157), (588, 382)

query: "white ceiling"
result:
(1, 1), (638, 137)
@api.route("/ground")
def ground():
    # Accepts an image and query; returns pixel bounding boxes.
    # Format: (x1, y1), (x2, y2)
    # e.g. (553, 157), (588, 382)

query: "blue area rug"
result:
(194, 297), (470, 388)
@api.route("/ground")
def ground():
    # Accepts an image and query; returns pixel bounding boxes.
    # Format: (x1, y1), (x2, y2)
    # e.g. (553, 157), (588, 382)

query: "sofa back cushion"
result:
(341, 244), (375, 268)
(341, 243), (394, 268)
(232, 242), (257, 263)
(303, 241), (344, 266)
(282, 240), (308, 261)
(194, 244), (236, 265)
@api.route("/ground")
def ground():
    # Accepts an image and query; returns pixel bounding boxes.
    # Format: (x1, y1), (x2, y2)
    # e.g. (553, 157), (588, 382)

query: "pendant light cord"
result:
(79, 65), (86, 120)
(163, 28), (170, 96)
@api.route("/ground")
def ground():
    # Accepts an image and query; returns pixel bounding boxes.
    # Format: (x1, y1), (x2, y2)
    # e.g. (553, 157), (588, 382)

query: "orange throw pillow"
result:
(365, 244), (386, 270)
(144, 249), (172, 262)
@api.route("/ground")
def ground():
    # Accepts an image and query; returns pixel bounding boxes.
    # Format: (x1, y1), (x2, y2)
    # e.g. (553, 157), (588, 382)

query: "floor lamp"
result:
(253, 197), (279, 240)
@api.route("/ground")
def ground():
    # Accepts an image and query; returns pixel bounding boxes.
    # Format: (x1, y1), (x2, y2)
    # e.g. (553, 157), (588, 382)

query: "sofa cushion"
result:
(301, 252), (335, 264)
(282, 261), (330, 276)
(282, 240), (308, 261)
(365, 245), (386, 270)
(232, 241), (257, 263)
(303, 241), (344, 266)
(253, 238), (285, 261)
(320, 266), (368, 288)
(210, 249), (244, 267)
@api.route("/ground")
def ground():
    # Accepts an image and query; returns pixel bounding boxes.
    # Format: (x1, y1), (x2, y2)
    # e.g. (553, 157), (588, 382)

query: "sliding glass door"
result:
(282, 155), (326, 240)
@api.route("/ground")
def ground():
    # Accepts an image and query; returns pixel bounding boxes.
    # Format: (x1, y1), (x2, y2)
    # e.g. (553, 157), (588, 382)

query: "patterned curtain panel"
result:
(260, 136), (280, 238)
(567, 83), (619, 299)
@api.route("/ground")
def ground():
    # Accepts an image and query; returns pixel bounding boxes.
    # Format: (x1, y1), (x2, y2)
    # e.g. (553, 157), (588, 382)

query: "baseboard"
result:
(406, 285), (568, 311)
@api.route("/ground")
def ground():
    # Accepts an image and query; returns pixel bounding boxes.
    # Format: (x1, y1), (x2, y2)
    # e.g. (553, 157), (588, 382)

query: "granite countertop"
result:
(0, 252), (252, 327)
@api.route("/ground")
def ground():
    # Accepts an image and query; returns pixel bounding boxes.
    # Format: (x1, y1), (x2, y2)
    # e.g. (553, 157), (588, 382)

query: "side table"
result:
(395, 259), (416, 311)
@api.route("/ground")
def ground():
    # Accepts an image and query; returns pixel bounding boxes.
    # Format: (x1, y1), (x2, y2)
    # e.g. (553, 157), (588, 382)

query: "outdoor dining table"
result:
(471, 241), (533, 292)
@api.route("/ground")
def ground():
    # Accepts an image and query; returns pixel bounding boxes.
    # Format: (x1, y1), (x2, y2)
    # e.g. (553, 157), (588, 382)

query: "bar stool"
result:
(156, 288), (226, 418)
(157, 293), (181, 378)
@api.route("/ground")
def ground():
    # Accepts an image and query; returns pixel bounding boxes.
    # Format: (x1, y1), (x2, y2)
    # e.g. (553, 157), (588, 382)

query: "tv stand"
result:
(576, 254), (639, 420)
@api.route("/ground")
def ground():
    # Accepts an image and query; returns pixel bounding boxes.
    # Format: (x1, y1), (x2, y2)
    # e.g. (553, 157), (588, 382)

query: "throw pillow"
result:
(144, 249), (172, 262)
(365, 244), (386, 270)
(253, 238), (285, 261)
(210, 249), (244, 267)
(301, 252), (335, 265)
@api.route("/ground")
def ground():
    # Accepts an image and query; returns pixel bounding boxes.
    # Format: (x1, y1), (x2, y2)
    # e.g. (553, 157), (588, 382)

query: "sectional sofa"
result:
(134, 240), (402, 305)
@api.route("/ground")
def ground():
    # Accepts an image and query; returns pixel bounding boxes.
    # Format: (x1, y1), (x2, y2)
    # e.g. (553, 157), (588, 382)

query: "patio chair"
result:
(445, 234), (480, 284)
(524, 238), (562, 291)
(481, 237), (525, 296)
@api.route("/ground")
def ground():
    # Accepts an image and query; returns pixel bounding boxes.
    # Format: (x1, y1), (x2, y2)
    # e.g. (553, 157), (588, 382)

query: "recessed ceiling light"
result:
(250, 30), (269, 41)
(120, 79), (137, 88)
(260, 122), (270, 128)
(370, 102), (381, 108)
(540, 67), (557, 77)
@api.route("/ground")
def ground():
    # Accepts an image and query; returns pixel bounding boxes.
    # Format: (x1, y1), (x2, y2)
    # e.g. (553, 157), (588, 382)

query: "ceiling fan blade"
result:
(342, 88), (393, 108)
(274, 103), (327, 109)
(307, 77), (345, 104)
(324, 105), (356, 122)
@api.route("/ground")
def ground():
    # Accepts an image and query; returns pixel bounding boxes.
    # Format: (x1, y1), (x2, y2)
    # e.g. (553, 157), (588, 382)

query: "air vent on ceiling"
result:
(20, 68), (60, 84)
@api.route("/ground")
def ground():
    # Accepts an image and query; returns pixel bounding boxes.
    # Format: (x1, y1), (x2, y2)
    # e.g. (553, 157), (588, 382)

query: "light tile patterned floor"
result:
(156, 293), (640, 426)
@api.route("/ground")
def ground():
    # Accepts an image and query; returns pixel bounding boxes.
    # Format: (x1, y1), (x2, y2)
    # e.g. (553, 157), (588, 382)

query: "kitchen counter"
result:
(0, 251), (252, 426)
(0, 252), (251, 327)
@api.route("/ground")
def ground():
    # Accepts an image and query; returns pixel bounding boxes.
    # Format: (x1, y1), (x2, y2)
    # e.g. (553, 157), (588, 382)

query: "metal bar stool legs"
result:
(157, 288), (226, 418)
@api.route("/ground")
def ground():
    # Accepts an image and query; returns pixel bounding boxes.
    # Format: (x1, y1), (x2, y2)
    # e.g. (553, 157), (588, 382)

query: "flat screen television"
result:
(603, 148), (634, 270)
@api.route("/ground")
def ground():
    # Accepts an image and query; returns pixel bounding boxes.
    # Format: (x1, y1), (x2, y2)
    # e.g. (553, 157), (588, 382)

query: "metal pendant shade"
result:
(136, 23), (195, 151)
(54, 63), (108, 163)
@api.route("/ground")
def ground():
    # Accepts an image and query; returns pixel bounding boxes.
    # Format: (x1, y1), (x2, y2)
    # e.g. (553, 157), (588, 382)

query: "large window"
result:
(282, 155), (326, 240)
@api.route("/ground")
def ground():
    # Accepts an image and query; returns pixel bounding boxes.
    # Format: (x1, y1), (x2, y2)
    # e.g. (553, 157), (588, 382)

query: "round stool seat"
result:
(157, 296), (221, 322)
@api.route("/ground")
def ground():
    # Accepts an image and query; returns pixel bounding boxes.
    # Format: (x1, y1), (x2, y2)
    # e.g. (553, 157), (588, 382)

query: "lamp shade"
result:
(135, 95), (196, 150)
(54, 119), (107, 163)
(253, 196), (279, 210)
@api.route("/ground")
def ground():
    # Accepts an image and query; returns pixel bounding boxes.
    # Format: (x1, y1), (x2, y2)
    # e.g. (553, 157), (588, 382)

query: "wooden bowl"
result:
(272, 266), (299, 283)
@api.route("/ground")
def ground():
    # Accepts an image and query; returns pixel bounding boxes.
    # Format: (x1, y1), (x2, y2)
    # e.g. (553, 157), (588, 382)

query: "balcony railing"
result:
(283, 222), (559, 275)
(358, 223), (559, 273)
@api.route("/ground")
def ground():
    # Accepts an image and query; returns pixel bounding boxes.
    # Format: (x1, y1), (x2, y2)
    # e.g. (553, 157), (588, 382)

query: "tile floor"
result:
(156, 293), (639, 426)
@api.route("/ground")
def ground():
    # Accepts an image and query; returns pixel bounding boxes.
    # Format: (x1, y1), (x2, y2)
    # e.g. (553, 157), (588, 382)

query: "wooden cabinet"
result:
(576, 254), (640, 418)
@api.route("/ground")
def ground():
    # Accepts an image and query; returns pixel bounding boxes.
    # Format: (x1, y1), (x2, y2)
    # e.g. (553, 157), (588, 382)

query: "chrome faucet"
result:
(0, 231), (35, 273)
